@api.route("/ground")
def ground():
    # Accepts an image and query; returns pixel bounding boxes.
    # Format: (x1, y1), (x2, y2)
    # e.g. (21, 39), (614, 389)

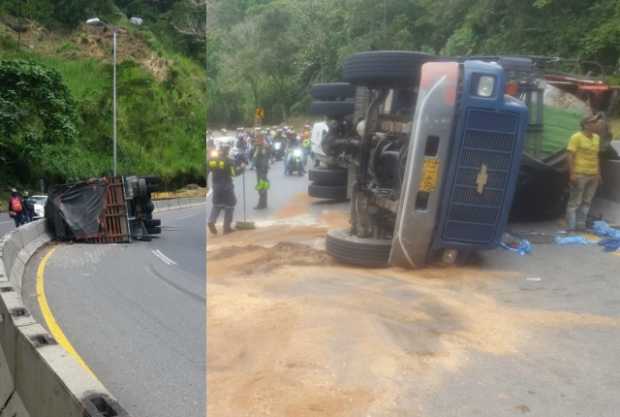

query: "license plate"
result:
(419, 159), (440, 192)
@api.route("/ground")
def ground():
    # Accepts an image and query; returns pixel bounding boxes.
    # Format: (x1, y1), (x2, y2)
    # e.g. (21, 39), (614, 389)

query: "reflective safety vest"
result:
(207, 157), (236, 187)
(256, 179), (270, 191)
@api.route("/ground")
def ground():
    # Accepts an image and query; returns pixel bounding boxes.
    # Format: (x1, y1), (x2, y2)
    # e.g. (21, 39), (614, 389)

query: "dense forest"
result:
(206, 0), (620, 127)
(0, 0), (207, 191)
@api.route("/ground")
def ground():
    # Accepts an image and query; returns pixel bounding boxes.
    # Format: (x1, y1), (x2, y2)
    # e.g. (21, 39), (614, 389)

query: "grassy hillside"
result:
(0, 16), (206, 191)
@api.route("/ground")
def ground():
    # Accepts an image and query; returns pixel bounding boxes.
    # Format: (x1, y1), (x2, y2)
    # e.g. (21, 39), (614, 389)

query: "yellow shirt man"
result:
(565, 116), (601, 230)
(566, 131), (600, 176)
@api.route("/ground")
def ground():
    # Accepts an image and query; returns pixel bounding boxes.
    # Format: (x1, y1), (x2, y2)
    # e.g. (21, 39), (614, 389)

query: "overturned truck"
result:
(310, 51), (530, 268)
(45, 176), (162, 242)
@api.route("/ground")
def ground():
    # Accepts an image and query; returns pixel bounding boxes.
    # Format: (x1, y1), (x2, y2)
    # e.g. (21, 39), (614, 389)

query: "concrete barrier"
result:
(153, 196), (205, 213)
(0, 220), (131, 417)
(592, 160), (620, 226)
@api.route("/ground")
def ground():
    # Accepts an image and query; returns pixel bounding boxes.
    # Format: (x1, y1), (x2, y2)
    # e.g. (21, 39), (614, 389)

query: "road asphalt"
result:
(22, 205), (205, 417)
(207, 159), (346, 229)
(0, 212), (14, 237)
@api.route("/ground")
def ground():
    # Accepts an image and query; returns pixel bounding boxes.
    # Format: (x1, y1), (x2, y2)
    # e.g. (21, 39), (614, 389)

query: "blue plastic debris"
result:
(592, 221), (620, 239)
(554, 235), (591, 245)
(598, 238), (620, 252)
(500, 233), (533, 255)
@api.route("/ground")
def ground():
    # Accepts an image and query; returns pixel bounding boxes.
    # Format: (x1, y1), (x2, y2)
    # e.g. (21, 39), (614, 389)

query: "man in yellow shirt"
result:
(566, 115), (602, 231)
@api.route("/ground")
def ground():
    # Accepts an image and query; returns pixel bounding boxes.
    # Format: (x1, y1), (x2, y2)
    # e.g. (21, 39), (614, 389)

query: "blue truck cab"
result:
(390, 61), (528, 267)
(319, 52), (529, 268)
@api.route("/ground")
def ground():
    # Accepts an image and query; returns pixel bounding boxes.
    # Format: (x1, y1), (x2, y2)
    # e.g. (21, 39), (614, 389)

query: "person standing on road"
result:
(22, 191), (34, 223)
(253, 134), (271, 210)
(207, 144), (241, 235)
(566, 115), (602, 231)
(8, 189), (25, 228)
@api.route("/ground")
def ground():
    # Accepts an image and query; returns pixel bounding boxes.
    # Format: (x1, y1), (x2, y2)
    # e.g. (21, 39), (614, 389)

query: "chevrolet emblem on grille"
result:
(476, 164), (488, 194)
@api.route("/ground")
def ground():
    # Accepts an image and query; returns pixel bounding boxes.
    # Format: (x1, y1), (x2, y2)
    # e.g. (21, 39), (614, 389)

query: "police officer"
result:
(253, 134), (271, 210)
(207, 144), (240, 235)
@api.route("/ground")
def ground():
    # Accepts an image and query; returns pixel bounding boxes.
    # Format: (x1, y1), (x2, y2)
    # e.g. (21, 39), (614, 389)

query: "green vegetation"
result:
(0, 0), (206, 192)
(207, 0), (620, 127)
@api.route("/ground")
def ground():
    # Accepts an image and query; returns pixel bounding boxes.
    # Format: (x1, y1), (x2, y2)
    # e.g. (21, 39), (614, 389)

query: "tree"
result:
(0, 60), (79, 183)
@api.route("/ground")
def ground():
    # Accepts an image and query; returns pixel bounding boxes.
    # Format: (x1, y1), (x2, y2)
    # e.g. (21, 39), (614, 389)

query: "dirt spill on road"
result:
(208, 242), (334, 275)
(207, 225), (620, 416)
(318, 209), (350, 229)
(276, 193), (314, 219)
(207, 224), (327, 252)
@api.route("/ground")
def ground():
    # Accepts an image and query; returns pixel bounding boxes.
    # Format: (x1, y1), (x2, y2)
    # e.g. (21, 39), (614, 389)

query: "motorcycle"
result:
(271, 139), (286, 161)
(285, 147), (305, 176)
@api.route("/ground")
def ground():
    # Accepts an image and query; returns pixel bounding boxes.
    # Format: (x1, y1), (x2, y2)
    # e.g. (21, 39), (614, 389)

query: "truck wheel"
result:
(147, 225), (162, 235)
(309, 101), (354, 118)
(309, 167), (347, 186)
(308, 183), (347, 200)
(343, 51), (434, 87)
(311, 82), (355, 101)
(326, 229), (392, 267)
(144, 218), (161, 228)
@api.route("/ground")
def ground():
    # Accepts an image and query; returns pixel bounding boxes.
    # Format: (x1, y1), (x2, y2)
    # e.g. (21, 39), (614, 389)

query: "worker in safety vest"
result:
(207, 144), (241, 235)
(252, 134), (271, 209)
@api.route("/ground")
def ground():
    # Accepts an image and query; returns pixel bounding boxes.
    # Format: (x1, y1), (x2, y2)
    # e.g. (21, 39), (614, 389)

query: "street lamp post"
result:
(86, 17), (140, 177)
(112, 28), (117, 177)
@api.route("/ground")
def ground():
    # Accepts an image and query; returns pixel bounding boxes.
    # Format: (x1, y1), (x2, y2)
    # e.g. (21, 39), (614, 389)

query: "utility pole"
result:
(112, 29), (117, 177)
(87, 17), (141, 176)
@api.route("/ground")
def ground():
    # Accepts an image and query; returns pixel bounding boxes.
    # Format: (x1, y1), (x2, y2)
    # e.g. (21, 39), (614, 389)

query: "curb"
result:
(0, 220), (132, 417)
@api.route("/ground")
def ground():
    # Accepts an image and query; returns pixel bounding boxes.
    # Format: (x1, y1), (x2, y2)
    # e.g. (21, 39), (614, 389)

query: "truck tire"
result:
(308, 167), (347, 186)
(147, 225), (162, 235)
(311, 82), (355, 101)
(309, 101), (354, 118)
(308, 183), (347, 200)
(144, 218), (161, 228)
(326, 229), (392, 267)
(343, 51), (435, 87)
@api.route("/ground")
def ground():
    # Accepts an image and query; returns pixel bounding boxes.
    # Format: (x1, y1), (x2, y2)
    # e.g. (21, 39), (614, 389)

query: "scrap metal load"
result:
(45, 176), (162, 242)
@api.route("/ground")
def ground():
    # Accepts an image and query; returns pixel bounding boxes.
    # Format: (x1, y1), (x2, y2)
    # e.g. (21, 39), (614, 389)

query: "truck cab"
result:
(314, 51), (529, 268)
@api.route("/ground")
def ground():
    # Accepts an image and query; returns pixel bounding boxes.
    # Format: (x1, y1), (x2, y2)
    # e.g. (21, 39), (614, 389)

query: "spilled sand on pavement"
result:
(207, 224), (620, 417)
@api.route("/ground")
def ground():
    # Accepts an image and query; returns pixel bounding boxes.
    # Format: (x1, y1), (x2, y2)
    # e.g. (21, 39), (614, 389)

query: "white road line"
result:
(151, 249), (177, 266)
(207, 190), (212, 199)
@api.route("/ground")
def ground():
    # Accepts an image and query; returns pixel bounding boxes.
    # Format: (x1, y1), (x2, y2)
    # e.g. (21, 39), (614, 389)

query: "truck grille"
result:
(441, 109), (519, 244)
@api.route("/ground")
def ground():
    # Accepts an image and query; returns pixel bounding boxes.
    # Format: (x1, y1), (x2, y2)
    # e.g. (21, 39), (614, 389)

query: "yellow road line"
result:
(36, 246), (100, 381)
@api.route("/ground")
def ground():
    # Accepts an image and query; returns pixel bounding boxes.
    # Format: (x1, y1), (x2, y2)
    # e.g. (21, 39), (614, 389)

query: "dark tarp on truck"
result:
(46, 177), (131, 242)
